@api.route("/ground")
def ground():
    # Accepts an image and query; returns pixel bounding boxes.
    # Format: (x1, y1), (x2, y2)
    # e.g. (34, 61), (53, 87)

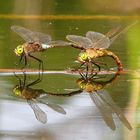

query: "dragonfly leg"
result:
(14, 72), (23, 86)
(89, 65), (98, 79)
(15, 53), (24, 68)
(23, 72), (27, 86)
(28, 54), (43, 71)
(94, 61), (109, 70)
(91, 61), (101, 71)
(28, 54), (44, 79)
(24, 55), (27, 67)
(85, 63), (89, 78)
(28, 54), (43, 70)
(19, 54), (24, 65)
(27, 72), (42, 87)
(89, 72), (98, 80)
(17, 54), (28, 69)
(78, 62), (86, 78)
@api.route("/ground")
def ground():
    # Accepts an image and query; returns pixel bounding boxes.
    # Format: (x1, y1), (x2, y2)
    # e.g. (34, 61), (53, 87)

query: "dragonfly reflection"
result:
(13, 73), (66, 124)
(11, 26), (70, 70)
(65, 73), (132, 130)
(66, 23), (136, 72)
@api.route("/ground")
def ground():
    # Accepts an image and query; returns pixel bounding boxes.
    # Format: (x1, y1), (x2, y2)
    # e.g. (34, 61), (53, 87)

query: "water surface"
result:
(0, 0), (140, 140)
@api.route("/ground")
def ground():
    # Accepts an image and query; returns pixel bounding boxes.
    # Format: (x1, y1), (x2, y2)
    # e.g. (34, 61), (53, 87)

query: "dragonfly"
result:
(66, 73), (132, 130)
(66, 22), (137, 72)
(13, 73), (66, 123)
(11, 26), (70, 70)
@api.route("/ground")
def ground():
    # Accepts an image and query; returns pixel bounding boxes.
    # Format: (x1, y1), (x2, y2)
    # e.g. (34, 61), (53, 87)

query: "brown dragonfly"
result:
(65, 73), (132, 130)
(66, 22), (136, 72)
(13, 73), (66, 123)
(11, 26), (70, 70)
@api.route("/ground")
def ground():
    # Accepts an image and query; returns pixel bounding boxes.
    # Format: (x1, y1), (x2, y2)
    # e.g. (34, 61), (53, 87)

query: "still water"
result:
(0, 0), (140, 140)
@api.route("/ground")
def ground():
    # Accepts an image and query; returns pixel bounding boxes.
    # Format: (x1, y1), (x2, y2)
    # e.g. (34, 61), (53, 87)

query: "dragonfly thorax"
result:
(23, 42), (44, 55)
(78, 48), (105, 63)
(86, 48), (104, 59)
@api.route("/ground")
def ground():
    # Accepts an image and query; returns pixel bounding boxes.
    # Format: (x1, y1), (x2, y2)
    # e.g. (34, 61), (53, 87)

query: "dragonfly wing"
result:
(115, 109), (132, 130)
(38, 100), (66, 114)
(106, 22), (138, 45)
(89, 91), (116, 130)
(106, 26), (121, 38)
(86, 31), (110, 49)
(11, 26), (34, 42)
(30, 31), (52, 43)
(97, 90), (132, 130)
(96, 90), (114, 103)
(86, 31), (105, 42)
(47, 40), (71, 47)
(66, 35), (93, 48)
(27, 100), (47, 123)
(94, 37), (111, 49)
(46, 102), (66, 114)
(11, 26), (51, 43)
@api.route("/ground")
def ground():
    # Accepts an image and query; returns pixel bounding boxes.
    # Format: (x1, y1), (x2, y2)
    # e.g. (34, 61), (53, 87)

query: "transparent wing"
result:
(108, 22), (137, 44)
(46, 102), (66, 114)
(11, 26), (51, 43)
(106, 26), (121, 39)
(89, 91), (116, 130)
(97, 90), (132, 130)
(86, 31), (108, 43)
(86, 31), (110, 49)
(66, 35), (93, 48)
(48, 40), (71, 47)
(30, 31), (52, 43)
(27, 100), (47, 123)
(38, 100), (66, 114)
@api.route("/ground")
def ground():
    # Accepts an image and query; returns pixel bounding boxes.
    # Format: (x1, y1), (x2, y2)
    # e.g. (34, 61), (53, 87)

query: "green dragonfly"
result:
(11, 26), (70, 70)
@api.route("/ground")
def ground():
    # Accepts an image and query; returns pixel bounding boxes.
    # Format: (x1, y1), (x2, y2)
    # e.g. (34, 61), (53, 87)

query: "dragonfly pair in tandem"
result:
(11, 22), (136, 73)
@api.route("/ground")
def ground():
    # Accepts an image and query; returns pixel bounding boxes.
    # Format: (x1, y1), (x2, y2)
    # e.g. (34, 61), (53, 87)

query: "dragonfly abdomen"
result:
(42, 44), (51, 49)
(103, 50), (123, 71)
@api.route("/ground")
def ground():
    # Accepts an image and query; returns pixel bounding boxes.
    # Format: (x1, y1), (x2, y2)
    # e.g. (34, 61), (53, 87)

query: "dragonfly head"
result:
(13, 85), (22, 97)
(76, 78), (87, 90)
(78, 52), (88, 62)
(14, 45), (24, 56)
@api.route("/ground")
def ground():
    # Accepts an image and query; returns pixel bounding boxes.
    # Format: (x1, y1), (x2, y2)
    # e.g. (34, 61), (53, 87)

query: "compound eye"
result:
(15, 45), (23, 56)
(18, 48), (23, 53)
(79, 82), (86, 89)
(13, 86), (22, 97)
(80, 53), (88, 61)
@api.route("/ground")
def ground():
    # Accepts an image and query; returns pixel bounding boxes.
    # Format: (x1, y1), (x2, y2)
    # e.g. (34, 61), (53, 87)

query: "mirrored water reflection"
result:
(0, 71), (133, 139)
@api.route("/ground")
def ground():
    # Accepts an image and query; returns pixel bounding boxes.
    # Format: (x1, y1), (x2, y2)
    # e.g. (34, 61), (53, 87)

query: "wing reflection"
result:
(12, 71), (132, 130)
(64, 72), (132, 131)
